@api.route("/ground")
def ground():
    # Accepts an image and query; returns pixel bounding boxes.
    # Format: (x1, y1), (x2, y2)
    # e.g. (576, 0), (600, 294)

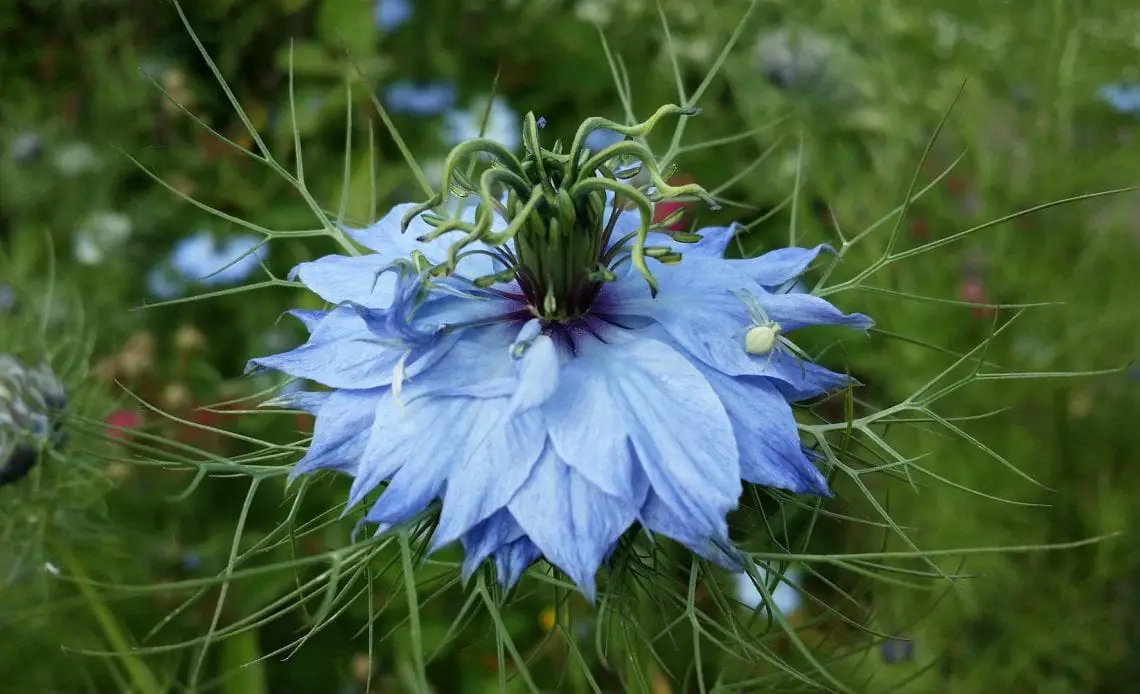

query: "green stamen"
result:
(404, 105), (720, 320)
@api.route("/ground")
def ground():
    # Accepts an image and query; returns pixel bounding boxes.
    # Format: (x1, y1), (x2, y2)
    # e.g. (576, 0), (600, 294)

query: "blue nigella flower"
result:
(1098, 83), (1140, 116)
(147, 230), (266, 300)
(383, 81), (456, 116)
(443, 96), (521, 151)
(374, 0), (412, 31)
(250, 107), (871, 598)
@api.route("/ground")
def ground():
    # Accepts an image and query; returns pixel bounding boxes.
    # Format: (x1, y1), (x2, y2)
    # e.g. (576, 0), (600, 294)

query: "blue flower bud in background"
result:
(0, 355), (67, 487)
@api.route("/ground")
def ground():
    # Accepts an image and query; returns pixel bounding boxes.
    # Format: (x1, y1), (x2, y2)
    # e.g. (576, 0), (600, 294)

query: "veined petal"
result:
(352, 396), (472, 522)
(459, 509), (526, 581)
(639, 490), (742, 569)
(549, 331), (740, 540)
(758, 291), (873, 332)
(492, 537), (542, 590)
(601, 262), (865, 396)
(507, 447), (637, 600)
(698, 366), (830, 495)
(289, 388), (382, 480)
(737, 244), (833, 288)
(343, 202), (498, 278)
(290, 254), (397, 307)
(288, 309), (328, 333)
(431, 402), (546, 550)
(677, 224), (739, 258)
(262, 389), (330, 414)
(765, 351), (855, 402)
(544, 352), (643, 503)
(247, 305), (446, 390)
(506, 319), (560, 414)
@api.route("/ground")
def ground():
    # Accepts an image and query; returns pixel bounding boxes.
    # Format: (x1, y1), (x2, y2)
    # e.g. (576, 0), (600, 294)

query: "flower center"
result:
(399, 106), (721, 323)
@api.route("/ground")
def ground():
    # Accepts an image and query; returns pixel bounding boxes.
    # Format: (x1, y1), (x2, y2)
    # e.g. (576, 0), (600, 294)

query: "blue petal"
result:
(289, 389), (382, 480)
(506, 320), (560, 413)
(430, 403), (545, 550)
(288, 309), (327, 333)
(356, 396), (472, 524)
(506, 447), (638, 600)
(759, 291), (873, 332)
(545, 331), (740, 540)
(765, 351), (854, 402)
(493, 538), (542, 589)
(601, 262), (761, 378)
(460, 509), (526, 581)
(639, 490), (743, 569)
(680, 225), (739, 258)
(698, 366), (830, 495)
(739, 244), (832, 288)
(342, 202), (497, 277)
(601, 262), (867, 392)
(290, 254), (397, 307)
(262, 389), (330, 414)
(248, 305), (423, 389)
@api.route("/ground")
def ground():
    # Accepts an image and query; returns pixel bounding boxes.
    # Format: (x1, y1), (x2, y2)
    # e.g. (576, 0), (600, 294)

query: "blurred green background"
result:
(2, 0), (1138, 692)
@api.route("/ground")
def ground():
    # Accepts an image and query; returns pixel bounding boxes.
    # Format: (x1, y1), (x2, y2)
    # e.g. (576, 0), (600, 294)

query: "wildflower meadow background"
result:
(2, 1), (1139, 692)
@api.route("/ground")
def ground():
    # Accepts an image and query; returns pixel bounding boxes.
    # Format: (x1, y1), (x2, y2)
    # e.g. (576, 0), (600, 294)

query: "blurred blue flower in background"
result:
(147, 230), (265, 300)
(383, 81), (456, 116)
(443, 96), (521, 150)
(1098, 83), (1140, 115)
(0, 286), (16, 314)
(734, 564), (803, 615)
(374, 0), (412, 32)
(74, 211), (133, 266)
(584, 127), (625, 153)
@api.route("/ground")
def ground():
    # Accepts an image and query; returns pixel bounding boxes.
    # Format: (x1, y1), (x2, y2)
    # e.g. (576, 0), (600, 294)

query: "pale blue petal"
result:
(678, 225), (739, 258)
(289, 254), (396, 307)
(758, 291), (873, 332)
(507, 447), (637, 600)
(506, 320), (560, 413)
(289, 389), (382, 480)
(493, 538), (542, 589)
(459, 509), (526, 581)
(639, 491), (743, 569)
(356, 397), (472, 523)
(547, 332), (740, 540)
(740, 244), (832, 288)
(430, 404), (545, 550)
(263, 389), (330, 414)
(341, 202), (497, 278)
(600, 264), (761, 379)
(764, 351), (854, 402)
(698, 366), (830, 495)
(247, 305), (415, 389)
(288, 309), (327, 333)
(601, 263), (867, 394)
(544, 351), (642, 502)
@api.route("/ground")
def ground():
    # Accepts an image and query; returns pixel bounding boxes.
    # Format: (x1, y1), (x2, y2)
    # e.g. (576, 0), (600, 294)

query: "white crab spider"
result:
(737, 290), (811, 374)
